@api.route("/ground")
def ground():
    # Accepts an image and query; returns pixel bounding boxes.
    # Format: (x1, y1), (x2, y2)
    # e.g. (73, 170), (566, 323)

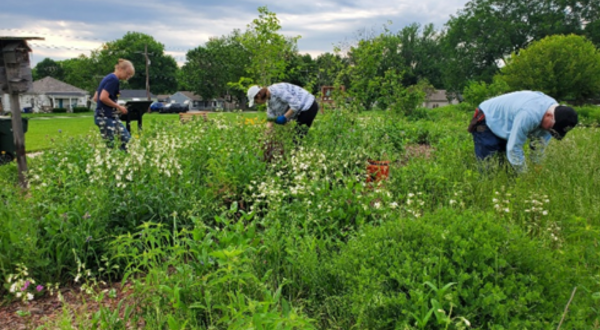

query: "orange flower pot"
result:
(366, 160), (390, 183)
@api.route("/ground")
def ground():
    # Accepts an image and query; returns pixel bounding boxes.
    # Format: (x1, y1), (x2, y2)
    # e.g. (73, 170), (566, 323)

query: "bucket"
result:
(366, 160), (390, 183)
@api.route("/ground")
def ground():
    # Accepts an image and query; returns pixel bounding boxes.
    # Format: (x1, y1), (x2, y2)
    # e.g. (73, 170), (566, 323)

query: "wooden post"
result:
(9, 93), (27, 188)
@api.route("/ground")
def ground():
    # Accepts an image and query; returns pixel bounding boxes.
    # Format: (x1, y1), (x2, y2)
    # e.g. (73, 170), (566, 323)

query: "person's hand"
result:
(275, 115), (287, 125)
(118, 105), (128, 115)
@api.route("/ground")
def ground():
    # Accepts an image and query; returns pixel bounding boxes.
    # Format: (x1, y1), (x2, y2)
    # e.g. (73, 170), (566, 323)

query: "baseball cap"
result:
(247, 85), (261, 107)
(550, 106), (578, 140)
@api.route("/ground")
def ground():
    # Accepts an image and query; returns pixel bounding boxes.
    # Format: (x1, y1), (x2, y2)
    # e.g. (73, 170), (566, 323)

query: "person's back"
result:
(479, 91), (556, 140)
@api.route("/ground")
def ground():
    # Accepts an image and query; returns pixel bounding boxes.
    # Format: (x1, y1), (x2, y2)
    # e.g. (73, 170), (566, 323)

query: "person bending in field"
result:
(468, 90), (578, 173)
(246, 83), (319, 143)
(92, 59), (135, 151)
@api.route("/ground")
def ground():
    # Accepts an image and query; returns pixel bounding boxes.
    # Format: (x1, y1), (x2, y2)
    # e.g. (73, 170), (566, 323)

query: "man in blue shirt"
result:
(93, 59), (135, 150)
(468, 91), (578, 172)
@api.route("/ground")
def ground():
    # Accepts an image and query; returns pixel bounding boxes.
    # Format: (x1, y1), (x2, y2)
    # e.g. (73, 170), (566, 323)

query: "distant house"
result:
(1, 76), (89, 113)
(423, 89), (457, 109)
(156, 94), (171, 104)
(119, 90), (156, 103)
(169, 91), (237, 111)
(170, 91), (203, 110)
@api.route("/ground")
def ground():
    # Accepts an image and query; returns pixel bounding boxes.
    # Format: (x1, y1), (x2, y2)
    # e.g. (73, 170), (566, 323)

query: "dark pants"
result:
(471, 118), (507, 162)
(294, 100), (319, 143)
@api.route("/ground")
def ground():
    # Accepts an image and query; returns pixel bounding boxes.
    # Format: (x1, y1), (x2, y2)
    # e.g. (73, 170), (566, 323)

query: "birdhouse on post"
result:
(0, 36), (43, 188)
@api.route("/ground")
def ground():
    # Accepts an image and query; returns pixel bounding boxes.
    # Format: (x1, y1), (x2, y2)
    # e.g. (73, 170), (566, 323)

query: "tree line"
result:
(33, 0), (600, 107)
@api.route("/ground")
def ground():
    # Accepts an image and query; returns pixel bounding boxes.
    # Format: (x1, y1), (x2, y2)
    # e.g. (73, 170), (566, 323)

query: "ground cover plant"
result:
(0, 106), (599, 329)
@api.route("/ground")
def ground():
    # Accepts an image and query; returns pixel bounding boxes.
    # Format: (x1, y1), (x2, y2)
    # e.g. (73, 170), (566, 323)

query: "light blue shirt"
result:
(479, 91), (556, 171)
(266, 83), (315, 120)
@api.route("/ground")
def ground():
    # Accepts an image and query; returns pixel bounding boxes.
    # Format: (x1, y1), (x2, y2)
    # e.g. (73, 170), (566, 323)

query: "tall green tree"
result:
(180, 31), (249, 101)
(236, 6), (300, 86)
(60, 55), (98, 94)
(314, 52), (348, 90)
(99, 32), (178, 94)
(283, 53), (317, 92)
(499, 34), (600, 103)
(32, 58), (64, 81)
(442, 0), (599, 94)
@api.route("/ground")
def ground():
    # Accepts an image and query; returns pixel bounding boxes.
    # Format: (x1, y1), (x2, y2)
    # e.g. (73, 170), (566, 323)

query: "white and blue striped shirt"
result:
(266, 83), (315, 120)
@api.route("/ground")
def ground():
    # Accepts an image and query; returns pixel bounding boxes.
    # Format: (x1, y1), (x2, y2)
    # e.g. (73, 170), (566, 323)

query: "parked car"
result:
(150, 101), (164, 112)
(161, 102), (187, 114)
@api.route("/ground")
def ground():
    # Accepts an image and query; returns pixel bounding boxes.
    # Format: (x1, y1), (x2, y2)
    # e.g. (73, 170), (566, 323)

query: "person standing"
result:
(468, 90), (578, 172)
(247, 83), (319, 142)
(92, 59), (135, 150)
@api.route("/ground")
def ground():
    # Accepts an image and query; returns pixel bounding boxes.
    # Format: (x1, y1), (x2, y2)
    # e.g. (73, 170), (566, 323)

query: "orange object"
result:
(366, 160), (390, 183)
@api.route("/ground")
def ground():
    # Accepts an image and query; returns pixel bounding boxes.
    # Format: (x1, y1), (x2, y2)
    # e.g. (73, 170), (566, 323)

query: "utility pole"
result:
(144, 44), (150, 101)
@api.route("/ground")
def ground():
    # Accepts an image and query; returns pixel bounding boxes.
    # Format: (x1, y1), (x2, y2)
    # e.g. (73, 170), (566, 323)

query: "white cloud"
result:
(1, 0), (469, 66)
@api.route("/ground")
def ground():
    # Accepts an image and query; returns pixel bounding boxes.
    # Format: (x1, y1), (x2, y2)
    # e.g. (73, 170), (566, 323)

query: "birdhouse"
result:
(0, 37), (43, 94)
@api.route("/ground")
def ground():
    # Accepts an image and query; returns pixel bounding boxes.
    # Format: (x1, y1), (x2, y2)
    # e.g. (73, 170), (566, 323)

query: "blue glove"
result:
(275, 115), (288, 125)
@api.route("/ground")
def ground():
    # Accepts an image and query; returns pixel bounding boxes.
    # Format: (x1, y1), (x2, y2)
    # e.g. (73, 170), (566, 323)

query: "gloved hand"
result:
(275, 115), (288, 125)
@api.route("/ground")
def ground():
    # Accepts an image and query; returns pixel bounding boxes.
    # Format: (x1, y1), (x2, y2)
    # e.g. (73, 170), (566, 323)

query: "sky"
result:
(1, 0), (470, 67)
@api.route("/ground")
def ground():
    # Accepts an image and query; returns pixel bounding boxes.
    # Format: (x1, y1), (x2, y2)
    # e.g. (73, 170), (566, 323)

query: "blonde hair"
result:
(115, 58), (134, 73)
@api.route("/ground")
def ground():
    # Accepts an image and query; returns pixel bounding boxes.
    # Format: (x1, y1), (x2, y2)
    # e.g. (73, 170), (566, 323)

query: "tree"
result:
(442, 0), (599, 94)
(498, 34), (600, 103)
(236, 6), (300, 86)
(283, 53), (317, 93)
(100, 32), (178, 94)
(61, 55), (98, 94)
(314, 52), (348, 90)
(397, 23), (445, 88)
(180, 31), (250, 101)
(32, 58), (64, 81)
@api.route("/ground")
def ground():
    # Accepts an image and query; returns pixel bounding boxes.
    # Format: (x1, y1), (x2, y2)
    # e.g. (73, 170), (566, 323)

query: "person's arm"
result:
(99, 90), (128, 114)
(528, 132), (551, 165)
(92, 91), (98, 103)
(283, 108), (294, 120)
(506, 112), (538, 173)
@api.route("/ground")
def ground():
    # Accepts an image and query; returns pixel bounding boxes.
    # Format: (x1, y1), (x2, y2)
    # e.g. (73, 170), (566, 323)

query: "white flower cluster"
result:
(84, 133), (187, 188)
(405, 192), (426, 218)
(5, 264), (40, 303)
(524, 194), (550, 215)
(493, 191), (512, 214)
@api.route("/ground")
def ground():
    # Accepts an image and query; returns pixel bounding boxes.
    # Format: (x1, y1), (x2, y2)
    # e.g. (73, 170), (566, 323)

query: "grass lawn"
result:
(25, 111), (265, 152)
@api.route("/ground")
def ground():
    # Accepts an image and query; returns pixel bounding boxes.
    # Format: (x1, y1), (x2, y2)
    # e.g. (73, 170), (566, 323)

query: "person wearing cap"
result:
(247, 83), (319, 141)
(467, 90), (578, 172)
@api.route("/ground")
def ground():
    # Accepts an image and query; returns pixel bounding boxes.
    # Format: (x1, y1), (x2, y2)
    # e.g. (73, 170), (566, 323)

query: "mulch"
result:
(0, 281), (142, 330)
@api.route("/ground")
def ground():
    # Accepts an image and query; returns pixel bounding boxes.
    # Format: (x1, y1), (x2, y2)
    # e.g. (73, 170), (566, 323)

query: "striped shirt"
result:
(266, 83), (315, 120)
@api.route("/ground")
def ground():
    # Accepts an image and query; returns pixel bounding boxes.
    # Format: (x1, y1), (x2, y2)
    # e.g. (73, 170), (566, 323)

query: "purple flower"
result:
(22, 280), (31, 291)
(36, 285), (44, 292)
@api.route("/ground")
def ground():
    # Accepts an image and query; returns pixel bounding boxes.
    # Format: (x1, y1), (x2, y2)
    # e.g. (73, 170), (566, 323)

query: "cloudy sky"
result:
(1, 0), (470, 66)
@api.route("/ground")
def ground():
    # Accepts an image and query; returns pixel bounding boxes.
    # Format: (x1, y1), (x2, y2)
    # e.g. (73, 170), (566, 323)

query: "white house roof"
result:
(29, 76), (87, 96)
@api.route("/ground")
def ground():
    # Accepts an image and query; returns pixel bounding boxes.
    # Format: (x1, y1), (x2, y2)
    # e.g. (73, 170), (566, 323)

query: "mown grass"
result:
(24, 111), (264, 152)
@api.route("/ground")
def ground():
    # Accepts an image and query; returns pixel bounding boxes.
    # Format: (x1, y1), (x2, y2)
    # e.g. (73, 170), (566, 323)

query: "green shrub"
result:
(320, 209), (581, 329)
(52, 108), (67, 113)
(462, 76), (511, 107)
(575, 105), (600, 125)
(72, 107), (91, 113)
